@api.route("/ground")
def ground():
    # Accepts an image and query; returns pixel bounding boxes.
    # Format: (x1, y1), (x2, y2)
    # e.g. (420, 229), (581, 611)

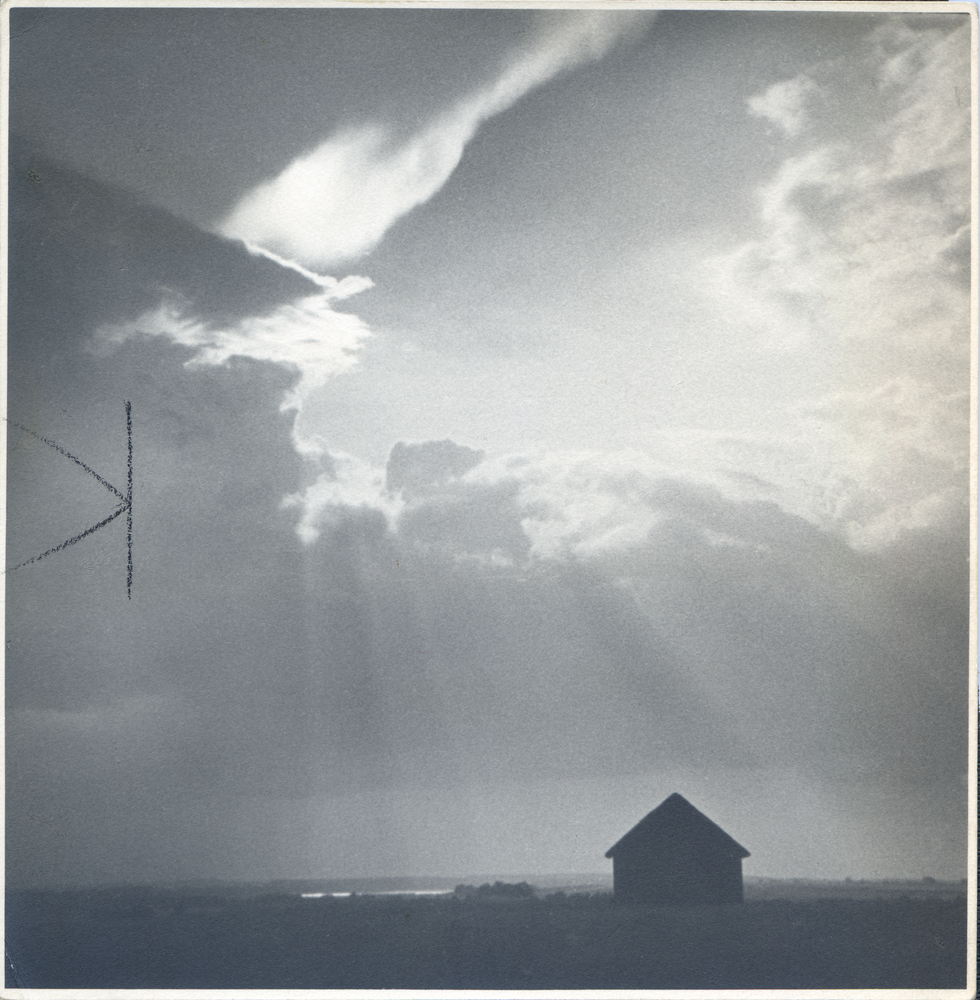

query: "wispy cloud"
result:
(240, 240), (372, 293)
(98, 11), (654, 470)
(748, 74), (818, 136)
(717, 19), (971, 354)
(704, 18), (971, 544)
(218, 11), (655, 267)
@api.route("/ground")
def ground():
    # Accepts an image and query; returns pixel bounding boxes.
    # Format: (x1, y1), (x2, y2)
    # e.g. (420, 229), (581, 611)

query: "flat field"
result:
(5, 883), (967, 989)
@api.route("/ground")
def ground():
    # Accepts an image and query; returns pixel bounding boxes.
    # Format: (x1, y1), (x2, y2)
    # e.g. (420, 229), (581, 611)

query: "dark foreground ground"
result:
(6, 883), (967, 989)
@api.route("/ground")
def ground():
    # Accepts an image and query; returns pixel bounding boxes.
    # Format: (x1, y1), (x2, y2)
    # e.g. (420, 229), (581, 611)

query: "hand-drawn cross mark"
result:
(5, 402), (133, 599)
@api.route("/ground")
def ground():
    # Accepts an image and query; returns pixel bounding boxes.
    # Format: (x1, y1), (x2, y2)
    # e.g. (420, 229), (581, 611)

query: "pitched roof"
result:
(605, 792), (749, 859)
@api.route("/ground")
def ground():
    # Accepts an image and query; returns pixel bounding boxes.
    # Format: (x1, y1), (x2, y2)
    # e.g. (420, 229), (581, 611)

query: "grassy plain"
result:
(5, 879), (967, 989)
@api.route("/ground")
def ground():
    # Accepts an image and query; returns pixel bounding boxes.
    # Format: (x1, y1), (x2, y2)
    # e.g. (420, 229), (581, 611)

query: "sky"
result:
(4, 5), (974, 888)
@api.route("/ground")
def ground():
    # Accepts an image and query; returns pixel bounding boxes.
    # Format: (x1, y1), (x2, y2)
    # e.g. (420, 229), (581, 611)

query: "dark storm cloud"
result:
(8, 148), (318, 351)
(386, 440), (485, 497)
(298, 441), (969, 798)
(6, 9), (970, 889)
(8, 479), (754, 888)
(623, 486), (968, 788)
(385, 441), (530, 562)
(6, 151), (968, 882)
(5, 144), (321, 628)
(269, 508), (748, 795)
(6, 152), (750, 882)
(4, 147), (327, 884)
(398, 477), (531, 566)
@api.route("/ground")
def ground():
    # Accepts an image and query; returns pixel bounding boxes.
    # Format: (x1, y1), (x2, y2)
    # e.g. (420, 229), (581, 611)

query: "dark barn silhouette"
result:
(605, 793), (749, 905)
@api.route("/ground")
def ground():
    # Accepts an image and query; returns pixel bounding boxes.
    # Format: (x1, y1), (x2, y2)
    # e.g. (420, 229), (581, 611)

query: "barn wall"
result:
(612, 844), (743, 905)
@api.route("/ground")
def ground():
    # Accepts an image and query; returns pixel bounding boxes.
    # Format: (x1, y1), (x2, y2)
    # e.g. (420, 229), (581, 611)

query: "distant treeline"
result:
(454, 881), (537, 899)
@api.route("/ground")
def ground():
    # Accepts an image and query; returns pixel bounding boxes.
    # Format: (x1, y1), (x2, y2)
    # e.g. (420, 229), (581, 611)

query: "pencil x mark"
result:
(5, 403), (133, 598)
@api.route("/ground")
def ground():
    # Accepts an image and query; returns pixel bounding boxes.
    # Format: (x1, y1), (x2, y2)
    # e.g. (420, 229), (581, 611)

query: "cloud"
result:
(241, 240), (374, 294)
(715, 19), (971, 354)
(748, 74), (818, 136)
(283, 450), (402, 544)
(285, 444), (677, 560)
(699, 17), (971, 548)
(91, 11), (656, 476)
(282, 439), (490, 548)
(218, 11), (655, 267)
(8, 17), (970, 890)
(285, 370), (969, 594)
(288, 441), (790, 566)
(385, 440), (486, 498)
(8, 154), (325, 342)
(502, 451), (670, 563)
(268, 437), (967, 807)
(793, 378), (971, 549)
(10, 159), (377, 466)
(94, 284), (373, 456)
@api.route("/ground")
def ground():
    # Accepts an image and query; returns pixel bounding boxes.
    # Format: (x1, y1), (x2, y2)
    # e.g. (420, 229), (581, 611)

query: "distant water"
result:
(301, 889), (452, 899)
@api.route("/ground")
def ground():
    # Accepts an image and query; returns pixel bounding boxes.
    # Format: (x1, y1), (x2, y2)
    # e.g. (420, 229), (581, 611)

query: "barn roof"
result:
(605, 792), (750, 859)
